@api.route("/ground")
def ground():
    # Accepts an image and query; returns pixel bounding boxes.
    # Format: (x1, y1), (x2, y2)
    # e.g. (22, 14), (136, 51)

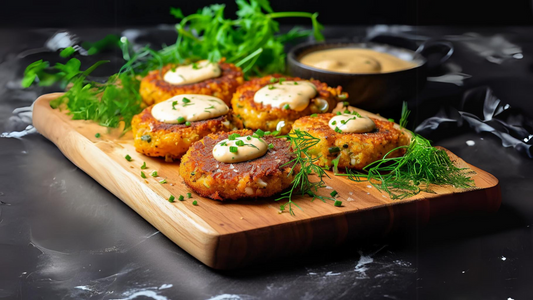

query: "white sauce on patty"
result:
(329, 113), (376, 133)
(163, 60), (221, 85)
(213, 135), (267, 163)
(254, 80), (317, 111)
(151, 94), (228, 124)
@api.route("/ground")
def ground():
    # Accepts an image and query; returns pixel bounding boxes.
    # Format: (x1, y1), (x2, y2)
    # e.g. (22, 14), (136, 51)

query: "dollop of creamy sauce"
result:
(163, 60), (221, 85)
(329, 113), (376, 133)
(213, 135), (268, 163)
(254, 80), (317, 111)
(300, 48), (417, 74)
(151, 94), (228, 124)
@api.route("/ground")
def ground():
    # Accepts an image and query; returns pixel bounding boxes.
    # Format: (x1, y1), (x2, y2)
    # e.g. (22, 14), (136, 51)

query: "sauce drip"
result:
(213, 135), (267, 163)
(163, 60), (221, 85)
(329, 113), (376, 133)
(151, 94), (228, 124)
(254, 81), (316, 111)
(300, 48), (416, 74)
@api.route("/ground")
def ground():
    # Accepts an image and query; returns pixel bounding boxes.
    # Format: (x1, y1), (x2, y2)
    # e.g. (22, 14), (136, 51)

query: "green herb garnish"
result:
(141, 171), (147, 178)
(330, 190), (338, 197)
(334, 200), (342, 207)
(276, 129), (334, 215)
(169, 195), (175, 202)
(187, 193), (192, 198)
(95, 133), (101, 138)
(141, 135), (152, 142)
(125, 154), (132, 161)
(172, 101), (178, 110)
(182, 97), (191, 103)
(151, 171), (158, 177)
(192, 200), (198, 206)
(229, 146), (238, 153)
(268, 143), (274, 149)
(228, 133), (240, 140)
(141, 162), (147, 169)
(185, 121), (191, 126)
(235, 140), (245, 146)
(310, 114), (318, 118)
(159, 179), (167, 184)
(179, 195), (185, 201)
(176, 116), (186, 123)
(283, 104), (290, 110)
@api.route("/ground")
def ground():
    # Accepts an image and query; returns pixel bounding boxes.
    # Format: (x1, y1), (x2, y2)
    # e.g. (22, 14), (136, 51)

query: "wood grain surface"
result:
(32, 93), (501, 269)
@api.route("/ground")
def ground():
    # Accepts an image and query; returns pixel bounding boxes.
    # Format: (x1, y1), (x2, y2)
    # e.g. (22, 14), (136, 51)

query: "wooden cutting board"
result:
(33, 93), (501, 270)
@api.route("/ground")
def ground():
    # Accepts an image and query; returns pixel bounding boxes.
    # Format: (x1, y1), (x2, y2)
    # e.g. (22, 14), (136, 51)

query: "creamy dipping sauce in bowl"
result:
(299, 48), (417, 74)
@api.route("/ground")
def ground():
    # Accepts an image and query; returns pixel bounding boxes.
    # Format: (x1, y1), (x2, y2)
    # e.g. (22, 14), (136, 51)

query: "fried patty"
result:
(292, 113), (411, 170)
(231, 74), (345, 135)
(132, 106), (243, 161)
(179, 130), (297, 201)
(140, 60), (244, 106)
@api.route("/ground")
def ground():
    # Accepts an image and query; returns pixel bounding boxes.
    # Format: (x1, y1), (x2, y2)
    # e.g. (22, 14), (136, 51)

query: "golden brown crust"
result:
(179, 129), (297, 201)
(140, 61), (244, 106)
(292, 113), (411, 169)
(131, 106), (243, 161)
(231, 74), (345, 135)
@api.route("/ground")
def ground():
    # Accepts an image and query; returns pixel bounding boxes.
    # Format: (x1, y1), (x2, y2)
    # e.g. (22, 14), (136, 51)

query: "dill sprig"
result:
(276, 129), (334, 215)
(343, 135), (474, 199)
(49, 61), (143, 132)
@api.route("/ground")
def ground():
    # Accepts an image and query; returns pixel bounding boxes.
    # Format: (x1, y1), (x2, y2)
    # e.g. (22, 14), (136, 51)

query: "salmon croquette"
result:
(292, 113), (411, 170)
(179, 130), (297, 201)
(140, 60), (244, 106)
(231, 75), (345, 135)
(131, 100), (243, 161)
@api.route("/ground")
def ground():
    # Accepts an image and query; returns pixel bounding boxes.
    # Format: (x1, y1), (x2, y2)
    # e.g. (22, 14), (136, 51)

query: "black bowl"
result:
(287, 41), (451, 110)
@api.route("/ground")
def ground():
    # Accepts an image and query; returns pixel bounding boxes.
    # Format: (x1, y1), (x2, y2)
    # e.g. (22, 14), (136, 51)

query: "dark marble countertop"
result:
(1, 25), (533, 300)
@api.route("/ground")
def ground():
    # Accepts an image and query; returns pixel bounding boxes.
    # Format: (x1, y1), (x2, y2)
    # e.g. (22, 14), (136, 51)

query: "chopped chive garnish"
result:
(95, 133), (101, 138)
(332, 121), (337, 125)
(246, 136), (252, 140)
(169, 195), (175, 203)
(192, 200), (198, 206)
(220, 141), (227, 146)
(329, 147), (340, 154)
(172, 101), (178, 110)
(283, 104), (290, 110)
(334, 127), (343, 133)
(177, 116), (186, 123)
(334, 200), (342, 207)
(336, 111), (342, 115)
(182, 97), (191, 103)
(228, 133), (241, 140)
(151, 171), (158, 177)
(330, 190), (338, 197)
(141, 162), (147, 169)
(388, 118), (395, 122)
(178, 195), (184, 201)
(185, 121), (191, 126)
(187, 193), (192, 198)
(268, 143), (274, 149)
(343, 101), (349, 107)
(279, 78), (286, 84)
(125, 154), (132, 161)
(235, 140), (245, 146)
(159, 179), (167, 184)
(310, 114), (318, 118)
(141, 134), (151, 142)
(141, 171), (147, 178)
(344, 109), (350, 114)
(255, 129), (265, 137)
(294, 81), (298, 85)
(229, 146), (238, 153)
(269, 77), (277, 83)
(340, 120), (346, 125)
(268, 85), (275, 90)
(271, 130), (280, 136)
